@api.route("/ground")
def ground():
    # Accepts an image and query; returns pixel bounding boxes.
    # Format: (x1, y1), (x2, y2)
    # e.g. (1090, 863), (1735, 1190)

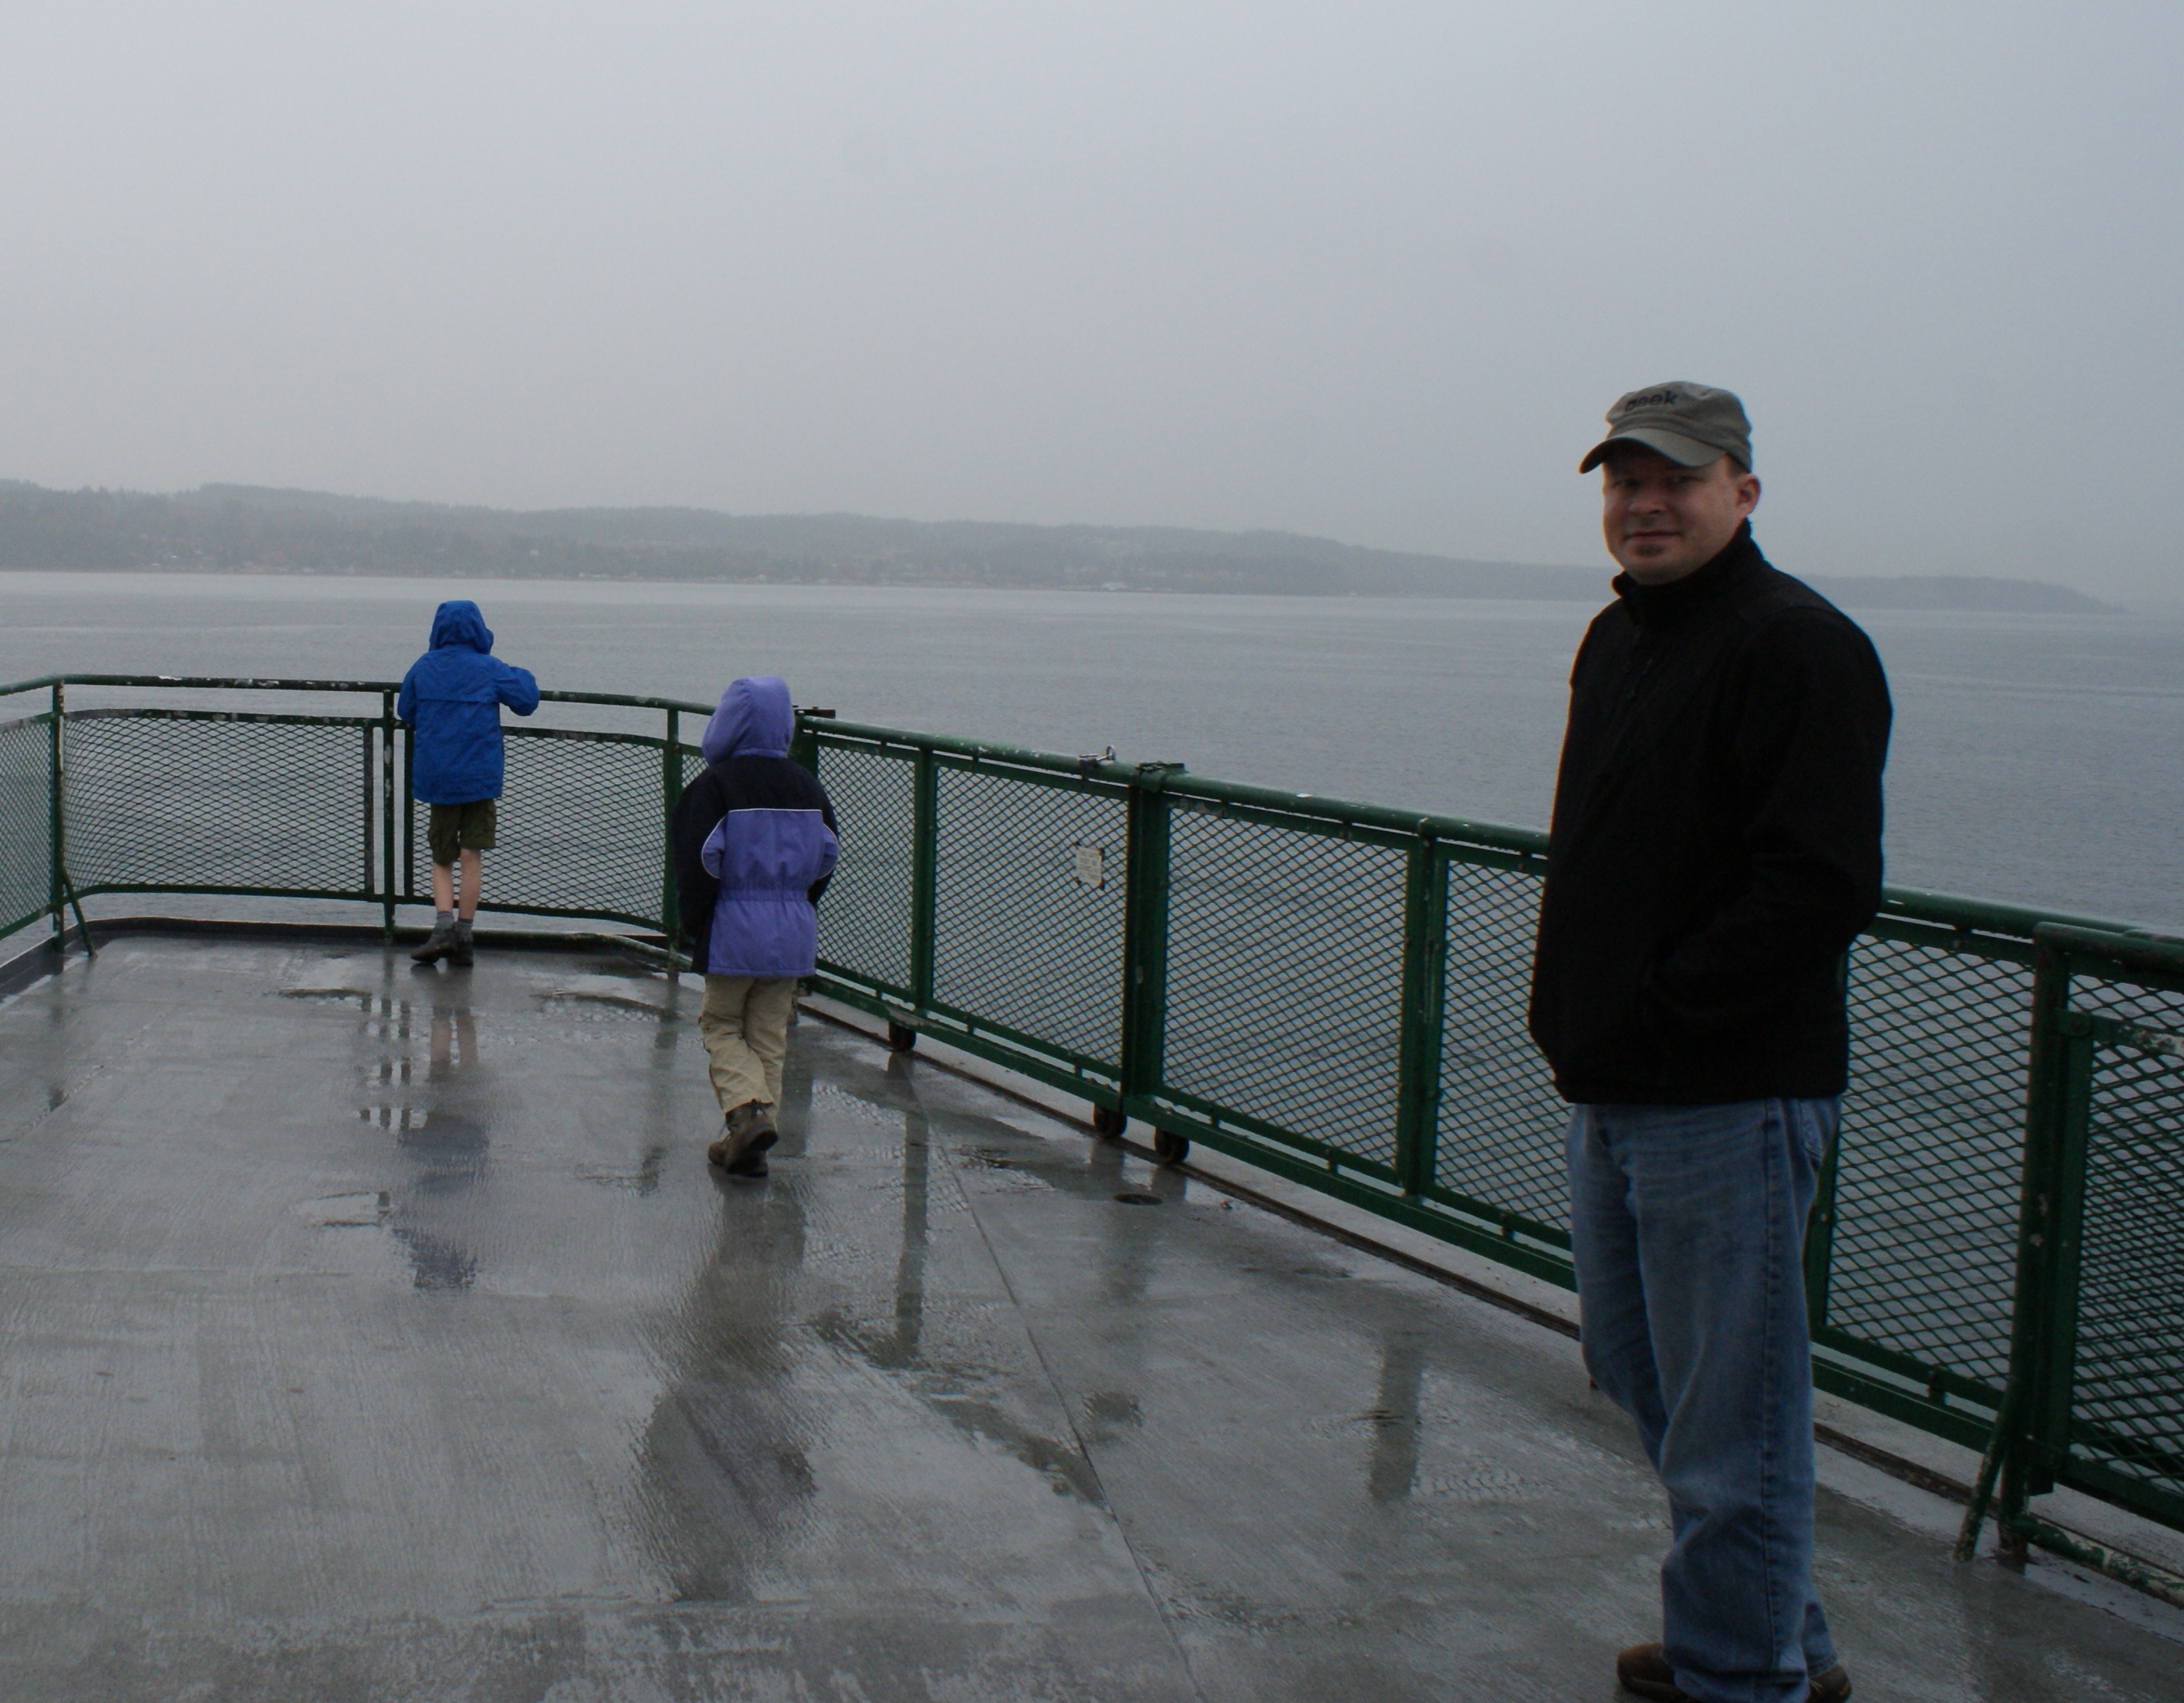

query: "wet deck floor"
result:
(0, 935), (2176, 1701)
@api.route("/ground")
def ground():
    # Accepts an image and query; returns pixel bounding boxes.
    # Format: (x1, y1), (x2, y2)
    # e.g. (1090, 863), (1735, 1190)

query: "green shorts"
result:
(427, 799), (498, 865)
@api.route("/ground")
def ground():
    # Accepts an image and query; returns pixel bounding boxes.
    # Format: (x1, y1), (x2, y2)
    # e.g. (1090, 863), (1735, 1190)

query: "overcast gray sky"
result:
(3, 2), (2178, 598)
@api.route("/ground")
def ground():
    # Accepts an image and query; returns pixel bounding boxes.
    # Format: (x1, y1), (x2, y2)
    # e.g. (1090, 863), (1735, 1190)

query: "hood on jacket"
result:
(702, 676), (794, 763)
(428, 600), (494, 654)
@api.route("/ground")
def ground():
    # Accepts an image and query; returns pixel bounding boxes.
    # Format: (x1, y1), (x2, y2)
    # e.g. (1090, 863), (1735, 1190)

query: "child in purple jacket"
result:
(670, 676), (838, 1177)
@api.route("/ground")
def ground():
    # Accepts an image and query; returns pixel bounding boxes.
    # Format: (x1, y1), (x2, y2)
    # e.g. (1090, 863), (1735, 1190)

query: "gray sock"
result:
(454, 917), (474, 939)
(434, 909), (454, 929)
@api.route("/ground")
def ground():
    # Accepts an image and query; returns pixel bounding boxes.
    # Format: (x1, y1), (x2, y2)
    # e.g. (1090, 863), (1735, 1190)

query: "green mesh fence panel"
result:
(0, 716), (50, 937)
(813, 742), (915, 996)
(2070, 978), (2184, 1520)
(410, 728), (663, 923)
(1162, 809), (1407, 1170)
(69, 712), (371, 897)
(932, 767), (1126, 1067)
(1829, 937), (2034, 1394)
(1434, 856), (1568, 1233)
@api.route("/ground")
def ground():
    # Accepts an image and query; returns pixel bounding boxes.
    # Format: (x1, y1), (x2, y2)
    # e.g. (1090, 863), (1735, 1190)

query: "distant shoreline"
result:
(0, 478), (2114, 615)
(3, 564), (2159, 623)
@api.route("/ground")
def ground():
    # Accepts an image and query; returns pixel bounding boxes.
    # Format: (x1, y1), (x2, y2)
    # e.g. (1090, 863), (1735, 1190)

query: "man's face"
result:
(1600, 446), (1761, 585)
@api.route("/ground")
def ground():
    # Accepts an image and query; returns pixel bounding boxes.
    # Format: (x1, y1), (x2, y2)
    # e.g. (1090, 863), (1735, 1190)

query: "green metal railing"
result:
(2, 674), (2180, 1572)
(1955, 925), (2184, 1587)
(0, 675), (713, 953)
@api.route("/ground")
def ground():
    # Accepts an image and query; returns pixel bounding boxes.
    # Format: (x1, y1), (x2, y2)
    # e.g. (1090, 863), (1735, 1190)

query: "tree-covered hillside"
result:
(0, 480), (2110, 612)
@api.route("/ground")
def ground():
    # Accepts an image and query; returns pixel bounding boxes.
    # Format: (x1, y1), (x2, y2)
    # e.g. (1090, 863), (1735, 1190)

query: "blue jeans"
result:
(1567, 1098), (1839, 1703)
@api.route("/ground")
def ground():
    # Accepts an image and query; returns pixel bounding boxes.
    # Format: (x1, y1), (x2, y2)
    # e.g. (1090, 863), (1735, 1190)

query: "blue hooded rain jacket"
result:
(396, 602), (540, 805)
(670, 676), (838, 978)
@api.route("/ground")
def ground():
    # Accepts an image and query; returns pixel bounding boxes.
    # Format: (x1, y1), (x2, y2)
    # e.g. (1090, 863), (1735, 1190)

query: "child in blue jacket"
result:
(670, 676), (838, 1177)
(397, 601), (540, 965)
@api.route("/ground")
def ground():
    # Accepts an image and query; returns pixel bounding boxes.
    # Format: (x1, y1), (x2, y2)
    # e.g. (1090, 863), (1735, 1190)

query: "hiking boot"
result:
(410, 921), (458, 965)
(706, 1101), (778, 1171)
(1617, 1643), (1850, 1702)
(449, 933), (475, 968)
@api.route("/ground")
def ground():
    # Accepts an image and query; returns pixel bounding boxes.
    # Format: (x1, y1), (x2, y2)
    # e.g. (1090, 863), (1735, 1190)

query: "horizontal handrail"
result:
(66, 706), (384, 730)
(540, 688), (716, 715)
(1877, 886), (2176, 947)
(8, 679), (2170, 945)
(815, 714), (2175, 942)
(817, 716), (1550, 856)
(0, 671), (722, 718)
(2034, 919), (2184, 978)
(0, 674), (403, 698)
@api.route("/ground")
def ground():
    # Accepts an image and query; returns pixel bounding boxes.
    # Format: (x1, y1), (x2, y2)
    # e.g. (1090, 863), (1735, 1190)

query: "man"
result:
(398, 599), (540, 966)
(1529, 384), (1891, 1703)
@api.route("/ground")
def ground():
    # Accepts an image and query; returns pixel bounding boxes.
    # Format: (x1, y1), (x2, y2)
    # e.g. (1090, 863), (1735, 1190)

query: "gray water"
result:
(2, 571), (2178, 929)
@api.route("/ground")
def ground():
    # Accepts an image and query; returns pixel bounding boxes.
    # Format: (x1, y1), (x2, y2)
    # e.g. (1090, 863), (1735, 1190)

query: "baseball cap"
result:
(1579, 382), (1753, 474)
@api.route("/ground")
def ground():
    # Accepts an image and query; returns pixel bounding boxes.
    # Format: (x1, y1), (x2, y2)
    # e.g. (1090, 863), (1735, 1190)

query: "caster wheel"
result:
(1154, 1129), (1190, 1165)
(886, 1021), (918, 1053)
(1091, 1105), (1128, 1139)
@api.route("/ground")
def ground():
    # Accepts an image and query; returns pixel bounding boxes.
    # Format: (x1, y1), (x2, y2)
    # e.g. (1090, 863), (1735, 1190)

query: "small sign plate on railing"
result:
(1073, 842), (1106, 889)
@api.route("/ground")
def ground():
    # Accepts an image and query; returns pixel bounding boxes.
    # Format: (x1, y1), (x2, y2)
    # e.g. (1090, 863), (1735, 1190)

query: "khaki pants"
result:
(698, 975), (798, 1113)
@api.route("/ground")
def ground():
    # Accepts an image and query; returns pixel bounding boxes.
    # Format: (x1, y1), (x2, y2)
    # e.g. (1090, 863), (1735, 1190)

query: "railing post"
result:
(380, 690), (398, 938)
(400, 721), (414, 902)
(362, 723), (374, 903)
(47, 682), (64, 948)
(660, 708), (682, 964)
(2029, 1011), (2094, 1493)
(1118, 764), (1180, 1118)
(790, 709), (822, 774)
(909, 745), (938, 1013)
(1962, 925), (2087, 1565)
(1394, 831), (1447, 1198)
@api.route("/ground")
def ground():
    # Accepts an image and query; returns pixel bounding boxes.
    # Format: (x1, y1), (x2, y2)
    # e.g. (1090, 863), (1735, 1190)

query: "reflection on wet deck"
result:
(0, 937), (2174, 1701)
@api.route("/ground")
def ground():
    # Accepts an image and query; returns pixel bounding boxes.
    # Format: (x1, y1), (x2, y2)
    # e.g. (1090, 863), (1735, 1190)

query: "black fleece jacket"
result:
(1527, 526), (1892, 1104)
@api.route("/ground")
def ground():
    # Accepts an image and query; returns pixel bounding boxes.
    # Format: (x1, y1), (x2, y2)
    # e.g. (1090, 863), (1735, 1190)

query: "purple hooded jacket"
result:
(669, 677), (838, 977)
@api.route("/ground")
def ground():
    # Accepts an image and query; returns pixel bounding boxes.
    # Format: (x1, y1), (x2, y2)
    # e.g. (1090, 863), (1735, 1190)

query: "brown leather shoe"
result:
(1617, 1642), (1851, 1702)
(706, 1101), (778, 1170)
